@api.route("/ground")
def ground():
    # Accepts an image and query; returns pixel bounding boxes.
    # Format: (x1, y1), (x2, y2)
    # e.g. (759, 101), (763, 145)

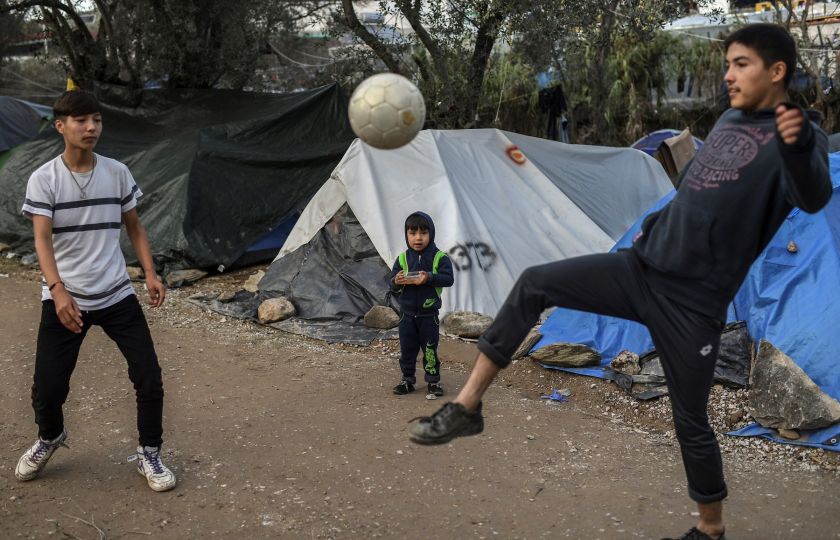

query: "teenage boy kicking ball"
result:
(409, 24), (831, 540)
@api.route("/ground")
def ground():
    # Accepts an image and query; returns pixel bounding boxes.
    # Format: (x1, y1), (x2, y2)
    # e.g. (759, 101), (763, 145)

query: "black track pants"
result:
(398, 313), (441, 384)
(477, 251), (728, 503)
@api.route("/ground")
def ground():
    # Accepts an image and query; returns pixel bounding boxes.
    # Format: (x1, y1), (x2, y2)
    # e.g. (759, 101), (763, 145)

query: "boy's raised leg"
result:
(453, 353), (499, 411)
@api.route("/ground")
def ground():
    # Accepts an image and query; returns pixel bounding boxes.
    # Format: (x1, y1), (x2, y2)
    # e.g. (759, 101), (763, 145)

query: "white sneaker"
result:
(15, 430), (69, 481)
(135, 446), (176, 492)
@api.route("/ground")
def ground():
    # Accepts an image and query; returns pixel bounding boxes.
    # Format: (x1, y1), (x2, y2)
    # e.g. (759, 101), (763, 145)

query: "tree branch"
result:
(340, 0), (403, 74)
(394, 0), (454, 108)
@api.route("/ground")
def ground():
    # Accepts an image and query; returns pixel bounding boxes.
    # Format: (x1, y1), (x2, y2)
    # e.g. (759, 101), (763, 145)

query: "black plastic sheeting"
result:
(0, 96), (52, 152)
(0, 84), (354, 273)
(190, 204), (401, 345)
(610, 321), (753, 400)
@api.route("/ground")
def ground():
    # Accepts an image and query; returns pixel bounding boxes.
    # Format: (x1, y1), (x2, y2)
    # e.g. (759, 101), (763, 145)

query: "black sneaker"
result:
(662, 527), (726, 540)
(409, 402), (484, 445)
(426, 382), (444, 400)
(393, 380), (415, 395)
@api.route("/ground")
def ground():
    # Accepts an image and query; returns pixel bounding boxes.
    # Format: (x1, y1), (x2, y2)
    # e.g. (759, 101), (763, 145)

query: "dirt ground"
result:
(1, 258), (839, 540)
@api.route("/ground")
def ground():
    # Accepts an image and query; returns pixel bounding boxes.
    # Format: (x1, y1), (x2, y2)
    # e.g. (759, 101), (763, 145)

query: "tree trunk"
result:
(396, 0), (455, 116)
(340, 0), (403, 74)
(463, 3), (505, 127)
(589, 0), (620, 144)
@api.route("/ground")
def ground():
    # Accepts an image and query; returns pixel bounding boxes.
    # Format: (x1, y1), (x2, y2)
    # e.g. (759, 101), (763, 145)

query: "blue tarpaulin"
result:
(535, 153), (840, 450)
(727, 423), (840, 451)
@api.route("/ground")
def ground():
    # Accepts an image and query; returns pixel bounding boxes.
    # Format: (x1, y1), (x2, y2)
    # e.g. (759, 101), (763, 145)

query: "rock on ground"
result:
(750, 340), (840, 430)
(512, 329), (542, 360)
(258, 297), (296, 324)
(244, 270), (266, 293)
(364, 306), (400, 329)
(441, 311), (493, 339)
(126, 266), (144, 281)
(217, 290), (237, 303)
(611, 350), (641, 375)
(165, 269), (207, 288)
(530, 342), (601, 367)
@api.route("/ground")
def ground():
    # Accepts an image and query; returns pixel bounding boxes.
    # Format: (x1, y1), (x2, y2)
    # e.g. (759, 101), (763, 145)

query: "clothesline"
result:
(667, 26), (839, 53)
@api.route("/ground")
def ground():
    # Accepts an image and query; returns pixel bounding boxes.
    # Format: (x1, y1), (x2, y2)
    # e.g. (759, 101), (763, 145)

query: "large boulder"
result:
(364, 306), (400, 329)
(749, 340), (840, 431)
(530, 343), (601, 367)
(258, 297), (296, 324)
(441, 311), (493, 339)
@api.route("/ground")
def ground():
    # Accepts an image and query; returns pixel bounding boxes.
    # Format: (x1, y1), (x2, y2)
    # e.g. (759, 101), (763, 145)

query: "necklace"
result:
(60, 155), (96, 199)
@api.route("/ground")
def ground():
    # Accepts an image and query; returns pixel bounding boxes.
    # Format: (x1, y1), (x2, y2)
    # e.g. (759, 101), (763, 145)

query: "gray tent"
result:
(203, 129), (673, 344)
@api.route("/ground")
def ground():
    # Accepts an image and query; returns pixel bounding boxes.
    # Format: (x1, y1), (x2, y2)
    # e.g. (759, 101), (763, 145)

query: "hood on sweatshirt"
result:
(405, 211), (438, 255)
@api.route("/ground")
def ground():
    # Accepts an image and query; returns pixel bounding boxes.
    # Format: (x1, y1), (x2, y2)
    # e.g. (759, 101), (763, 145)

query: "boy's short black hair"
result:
(406, 213), (429, 232)
(53, 90), (100, 118)
(724, 23), (796, 88)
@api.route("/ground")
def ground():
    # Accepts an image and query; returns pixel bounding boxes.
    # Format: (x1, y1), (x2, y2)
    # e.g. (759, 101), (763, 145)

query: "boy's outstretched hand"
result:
(776, 104), (804, 145)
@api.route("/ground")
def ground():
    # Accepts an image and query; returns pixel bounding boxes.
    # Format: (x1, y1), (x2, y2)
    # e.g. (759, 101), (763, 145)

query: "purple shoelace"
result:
(143, 449), (164, 474)
(31, 440), (52, 461)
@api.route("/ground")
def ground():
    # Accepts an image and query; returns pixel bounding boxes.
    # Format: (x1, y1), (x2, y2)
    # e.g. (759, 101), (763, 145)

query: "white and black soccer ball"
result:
(348, 73), (426, 150)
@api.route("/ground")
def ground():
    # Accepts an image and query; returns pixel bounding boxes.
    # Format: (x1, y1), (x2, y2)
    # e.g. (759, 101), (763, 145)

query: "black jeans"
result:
(31, 294), (164, 447)
(477, 251), (728, 503)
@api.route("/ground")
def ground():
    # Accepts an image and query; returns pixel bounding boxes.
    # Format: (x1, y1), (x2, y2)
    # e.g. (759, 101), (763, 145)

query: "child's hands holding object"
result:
(395, 271), (429, 285)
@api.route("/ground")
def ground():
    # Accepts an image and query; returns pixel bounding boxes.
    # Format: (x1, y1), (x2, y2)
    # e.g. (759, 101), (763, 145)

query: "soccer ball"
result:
(348, 73), (426, 150)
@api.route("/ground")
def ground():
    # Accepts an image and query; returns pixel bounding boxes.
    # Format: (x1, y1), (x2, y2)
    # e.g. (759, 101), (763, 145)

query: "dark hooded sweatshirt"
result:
(388, 212), (455, 316)
(632, 105), (832, 320)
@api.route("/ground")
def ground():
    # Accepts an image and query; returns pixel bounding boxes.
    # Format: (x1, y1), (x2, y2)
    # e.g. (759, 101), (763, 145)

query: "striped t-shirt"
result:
(21, 153), (142, 310)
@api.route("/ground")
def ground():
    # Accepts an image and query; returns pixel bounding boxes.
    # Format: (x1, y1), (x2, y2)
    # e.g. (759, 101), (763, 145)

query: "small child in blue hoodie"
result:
(388, 212), (454, 399)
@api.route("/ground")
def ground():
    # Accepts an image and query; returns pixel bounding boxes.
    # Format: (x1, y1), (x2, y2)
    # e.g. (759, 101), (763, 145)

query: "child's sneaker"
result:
(135, 446), (177, 492)
(426, 382), (444, 400)
(393, 379), (415, 395)
(15, 430), (69, 481)
(409, 402), (484, 445)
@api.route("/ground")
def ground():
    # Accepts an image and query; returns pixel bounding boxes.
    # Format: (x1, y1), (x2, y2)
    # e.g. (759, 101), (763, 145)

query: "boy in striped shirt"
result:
(15, 90), (175, 492)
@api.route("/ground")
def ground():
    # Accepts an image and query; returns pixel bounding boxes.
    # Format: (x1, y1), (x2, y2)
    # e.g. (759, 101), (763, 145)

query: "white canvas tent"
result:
(270, 129), (672, 318)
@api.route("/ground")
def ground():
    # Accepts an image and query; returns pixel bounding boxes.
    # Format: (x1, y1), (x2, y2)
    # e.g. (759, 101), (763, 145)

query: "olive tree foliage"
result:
(332, 1), (544, 128)
(333, 1), (699, 131)
(514, 0), (709, 144)
(0, 0), (332, 93)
